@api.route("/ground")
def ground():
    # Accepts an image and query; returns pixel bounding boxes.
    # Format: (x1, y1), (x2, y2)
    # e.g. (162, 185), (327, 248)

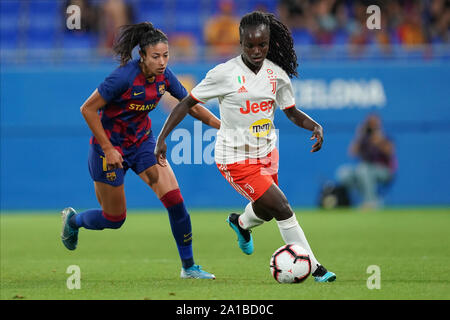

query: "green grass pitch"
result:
(1, 208), (449, 300)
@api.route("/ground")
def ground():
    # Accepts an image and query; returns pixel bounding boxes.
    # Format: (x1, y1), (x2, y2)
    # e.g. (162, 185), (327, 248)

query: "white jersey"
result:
(191, 55), (295, 164)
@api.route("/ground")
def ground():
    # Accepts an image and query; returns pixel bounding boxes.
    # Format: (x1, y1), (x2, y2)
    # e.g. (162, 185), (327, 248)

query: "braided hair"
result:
(239, 11), (298, 78)
(113, 22), (168, 66)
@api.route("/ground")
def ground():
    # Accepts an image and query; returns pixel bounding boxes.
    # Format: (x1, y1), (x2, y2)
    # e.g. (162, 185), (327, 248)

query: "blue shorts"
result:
(88, 135), (157, 187)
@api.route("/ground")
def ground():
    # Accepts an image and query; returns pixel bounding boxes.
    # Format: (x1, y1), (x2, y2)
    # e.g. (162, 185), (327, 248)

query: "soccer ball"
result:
(270, 244), (311, 283)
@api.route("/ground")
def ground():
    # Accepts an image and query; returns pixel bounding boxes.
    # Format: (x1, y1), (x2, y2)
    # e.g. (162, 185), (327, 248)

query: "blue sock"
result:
(161, 190), (194, 269)
(167, 202), (194, 269)
(70, 209), (126, 230)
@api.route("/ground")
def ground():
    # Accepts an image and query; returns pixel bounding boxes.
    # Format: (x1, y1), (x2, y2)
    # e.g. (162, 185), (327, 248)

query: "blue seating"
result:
(0, 0), (441, 62)
(0, 0), (22, 16)
(173, 0), (203, 33)
(135, 0), (167, 29)
(389, 30), (401, 45)
(333, 29), (350, 45)
(23, 1), (61, 49)
(209, 0), (279, 16)
(27, 0), (60, 27)
(0, 16), (20, 48)
(0, 30), (19, 49)
(292, 28), (315, 46)
(60, 32), (98, 60)
(245, 0), (279, 14)
(173, 13), (203, 34)
(28, 0), (60, 15)
(26, 31), (57, 49)
(174, 0), (202, 12)
(62, 32), (97, 49)
(0, 0), (23, 49)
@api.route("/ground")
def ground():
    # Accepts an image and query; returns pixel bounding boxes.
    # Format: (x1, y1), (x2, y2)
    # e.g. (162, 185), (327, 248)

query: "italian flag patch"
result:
(238, 75), (246, 84)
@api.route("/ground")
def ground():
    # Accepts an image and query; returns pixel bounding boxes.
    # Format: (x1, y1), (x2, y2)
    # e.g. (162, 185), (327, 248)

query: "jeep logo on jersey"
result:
(250, 119), (272, 137)
(240, 100), (274, 114)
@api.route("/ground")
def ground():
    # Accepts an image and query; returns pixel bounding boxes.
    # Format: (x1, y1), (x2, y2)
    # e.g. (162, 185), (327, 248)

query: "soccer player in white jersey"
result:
(155, 11), (336, 282)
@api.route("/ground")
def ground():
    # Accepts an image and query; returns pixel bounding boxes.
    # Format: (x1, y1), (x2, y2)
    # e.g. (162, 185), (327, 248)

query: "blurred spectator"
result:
(278, 0), (317, 47)
(334, 1), (354, 37)
(313, 0), (338, 45)
(5, 0), (448, 61)
(168, 33), (197, 61)
(373, 5), (392, 49)
(204, 0), (240, 58)
(277, 0), (305, 29)
(98, 0), (133, 52)
(427, 0), (450, 43)
(348, 1), (372, 47)
(336, 114), (397, 209)
(278, 0), (449, 50)
(397, 0), (427, 46)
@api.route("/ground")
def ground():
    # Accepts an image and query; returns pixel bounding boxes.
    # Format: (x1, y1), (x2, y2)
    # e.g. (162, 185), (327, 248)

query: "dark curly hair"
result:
(113, 22), (168, 66)
(239, 11), (298, 78)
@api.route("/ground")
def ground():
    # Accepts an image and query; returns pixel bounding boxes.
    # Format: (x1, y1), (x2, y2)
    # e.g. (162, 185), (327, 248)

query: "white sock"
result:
(276, 215), (320, 273)
(238, 202), (264, 230)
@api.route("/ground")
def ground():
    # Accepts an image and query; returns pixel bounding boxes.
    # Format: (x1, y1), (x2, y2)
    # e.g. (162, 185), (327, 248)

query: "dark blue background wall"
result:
(1, 61), (449, 210)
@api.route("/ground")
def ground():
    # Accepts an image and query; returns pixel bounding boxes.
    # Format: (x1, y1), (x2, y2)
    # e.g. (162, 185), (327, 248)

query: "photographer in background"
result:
(336, 113), (397, 209)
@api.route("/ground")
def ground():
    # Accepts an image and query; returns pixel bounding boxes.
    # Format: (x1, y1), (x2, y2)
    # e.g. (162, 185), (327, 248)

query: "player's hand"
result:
(310, 126), (324, 152)
(104, 147), (124, 170)
(155, 139), (168, 167)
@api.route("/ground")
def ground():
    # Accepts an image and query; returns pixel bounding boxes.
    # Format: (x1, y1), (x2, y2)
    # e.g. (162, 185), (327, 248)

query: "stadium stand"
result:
(0, 0), (448, 63)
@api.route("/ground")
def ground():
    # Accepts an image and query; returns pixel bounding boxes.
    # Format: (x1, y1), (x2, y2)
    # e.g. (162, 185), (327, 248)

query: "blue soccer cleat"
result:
(180, 264), (215, 279)
(226, 213), (254, 255)
(61, 207), (79, 251)
(312, 265), (336, 282)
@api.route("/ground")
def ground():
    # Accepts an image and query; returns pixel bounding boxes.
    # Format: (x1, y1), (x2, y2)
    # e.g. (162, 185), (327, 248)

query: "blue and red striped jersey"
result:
(95, 59), (187, 152)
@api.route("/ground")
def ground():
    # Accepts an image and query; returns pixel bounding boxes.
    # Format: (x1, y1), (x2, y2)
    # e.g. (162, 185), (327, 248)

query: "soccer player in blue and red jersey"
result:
(61, 22), (220, 279)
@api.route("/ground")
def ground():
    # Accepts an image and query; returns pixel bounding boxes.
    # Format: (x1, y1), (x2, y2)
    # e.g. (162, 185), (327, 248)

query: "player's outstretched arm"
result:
(155, 95), (198, 166)
(283, 106), (324, 153)
(188, 104), (221, 129)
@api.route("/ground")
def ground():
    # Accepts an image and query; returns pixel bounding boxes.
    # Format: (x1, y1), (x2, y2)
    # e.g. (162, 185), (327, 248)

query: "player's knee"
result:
(160, 189), (184, 208)
(272, 200), (293, 220)
(255, 191), (292, 220)
(252, 203), (273, 222)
